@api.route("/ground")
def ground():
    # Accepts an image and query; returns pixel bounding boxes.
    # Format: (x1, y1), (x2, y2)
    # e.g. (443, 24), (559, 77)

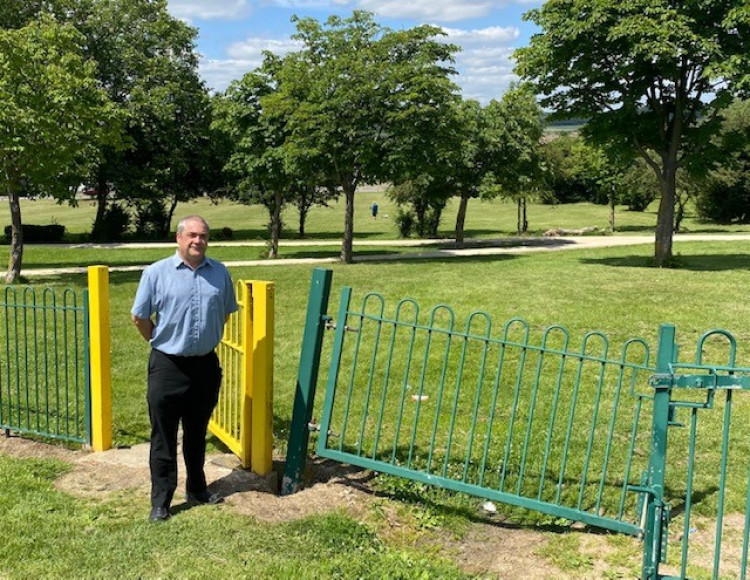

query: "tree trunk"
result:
(341, 186), (355, 263)
(269, 191), (282, 259)
(90, 176), (109, 241)
(454, 192), (469, 249)
(674, 192), (686, 233)
(517, 198), (528, 234)
(298, 205), (307, 239)
(654, 160), (677, 267)
(166, 194), (179, 236)
(609, 195), (616, 233)
(6, 187), (23, 284)
(517, 199), (521, 234)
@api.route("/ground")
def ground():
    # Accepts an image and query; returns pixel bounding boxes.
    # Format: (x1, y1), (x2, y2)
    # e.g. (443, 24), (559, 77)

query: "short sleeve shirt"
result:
(131, 252), (238, 356)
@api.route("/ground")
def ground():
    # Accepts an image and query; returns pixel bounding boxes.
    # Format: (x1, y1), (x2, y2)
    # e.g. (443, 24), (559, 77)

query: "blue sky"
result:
(166, 0), (543, 104)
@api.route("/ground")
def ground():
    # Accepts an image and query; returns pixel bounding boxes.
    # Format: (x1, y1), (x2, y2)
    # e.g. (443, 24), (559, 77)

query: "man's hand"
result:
(131, 314), (154, 341)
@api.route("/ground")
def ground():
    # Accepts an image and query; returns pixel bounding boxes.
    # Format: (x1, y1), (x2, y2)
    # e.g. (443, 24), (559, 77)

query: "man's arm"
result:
(131, 313), (154, 342)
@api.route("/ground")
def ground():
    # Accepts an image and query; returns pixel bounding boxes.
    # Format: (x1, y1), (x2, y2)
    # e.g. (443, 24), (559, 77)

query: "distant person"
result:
(371, 201), (379, 220)
(131, 215), (238, 522)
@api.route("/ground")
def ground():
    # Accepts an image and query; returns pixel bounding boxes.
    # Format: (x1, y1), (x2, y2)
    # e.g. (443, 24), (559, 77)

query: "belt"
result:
(154, 348), (215, 359)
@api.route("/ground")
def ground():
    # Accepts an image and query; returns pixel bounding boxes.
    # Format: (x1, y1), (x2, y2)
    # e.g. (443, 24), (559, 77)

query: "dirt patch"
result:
(1, 435), (644, 578)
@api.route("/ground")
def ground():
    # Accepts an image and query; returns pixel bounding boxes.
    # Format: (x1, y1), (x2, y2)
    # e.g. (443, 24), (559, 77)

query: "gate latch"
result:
(649, 373), (750, 390)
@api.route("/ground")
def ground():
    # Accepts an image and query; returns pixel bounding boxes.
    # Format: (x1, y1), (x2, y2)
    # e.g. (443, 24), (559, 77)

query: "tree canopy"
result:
(0, 14), (118, 281)
(515, 0), (750, 266)
(75, 0), (213, 239)
(267, 11), (461, 262)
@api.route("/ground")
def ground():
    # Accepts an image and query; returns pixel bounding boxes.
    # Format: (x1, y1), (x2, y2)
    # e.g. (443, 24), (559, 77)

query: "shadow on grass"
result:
(580, 253), (750, 271)
(613, 225), (657, 233)
(282, 249), (402, 260)
(354, 254), (519, 266)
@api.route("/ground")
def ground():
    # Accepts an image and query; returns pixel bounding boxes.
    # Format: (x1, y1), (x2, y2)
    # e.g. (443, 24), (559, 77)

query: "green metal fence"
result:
(315, 285), (656, 536)
(285, 269), (750, 579)
(0, 285), (90, 444)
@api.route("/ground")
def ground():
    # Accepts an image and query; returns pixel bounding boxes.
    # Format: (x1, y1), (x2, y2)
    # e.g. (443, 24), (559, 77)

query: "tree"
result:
(0, 14), (118, 282)
(619, 158), (659, 213)
(269, 11), (460, 262)
(3, 0), (211, 241)
(695, 99), (750, 223)
(72, 0), (211, 240)
(448, 99), (484, 247)
(388, 178), (451, 238)
(480, 85), (546, 235)
(213, 68), (295, 258)
(515, 0), (750, 266)
(292, 183), (339, 239)
(114, 58), (218, 239)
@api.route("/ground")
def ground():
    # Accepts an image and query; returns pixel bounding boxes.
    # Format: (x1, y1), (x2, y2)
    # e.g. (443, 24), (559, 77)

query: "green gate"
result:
(641, 325), (750, 579)
(0, 285), (90, 444)
(284, 269), (750, 579)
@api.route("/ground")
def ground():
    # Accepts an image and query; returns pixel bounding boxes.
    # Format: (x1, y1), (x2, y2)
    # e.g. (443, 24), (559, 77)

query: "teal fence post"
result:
(281, 268), (333, 495)
(642, 323), (677, 580)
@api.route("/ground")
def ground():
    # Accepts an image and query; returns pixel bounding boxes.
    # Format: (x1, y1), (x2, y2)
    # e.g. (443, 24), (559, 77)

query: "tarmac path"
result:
(20, 232), (750, 277)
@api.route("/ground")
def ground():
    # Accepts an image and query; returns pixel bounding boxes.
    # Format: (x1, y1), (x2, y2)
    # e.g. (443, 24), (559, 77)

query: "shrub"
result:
(4, 224), (65, 243)
(90, 204), (130, 242)
(695, 178), (750, 223)
(395, 209), (415, 238)
(133, 200), (170, 239)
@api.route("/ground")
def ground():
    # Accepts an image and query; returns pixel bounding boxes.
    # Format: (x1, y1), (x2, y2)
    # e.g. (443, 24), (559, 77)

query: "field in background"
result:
(3, 190), (750, 243)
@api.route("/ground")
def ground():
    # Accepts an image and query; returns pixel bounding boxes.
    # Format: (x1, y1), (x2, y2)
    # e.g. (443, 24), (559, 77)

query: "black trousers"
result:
(147, 349), (222, 509)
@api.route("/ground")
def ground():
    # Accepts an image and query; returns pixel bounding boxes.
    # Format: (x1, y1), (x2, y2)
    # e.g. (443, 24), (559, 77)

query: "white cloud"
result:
(226, 38), (303, 60)
(200, 21), (525, 101)
(261, 0), (537, 21)
(169, 0), (543, 24)
(442, 27), (520, 102)
(201, 38), (303, 92)
(358, 0), (491, 22)
(441, 25), (519, 44)
(167, 0), (252, 21)
(200, 59), (258, 92)
(265, 0), (342, 7)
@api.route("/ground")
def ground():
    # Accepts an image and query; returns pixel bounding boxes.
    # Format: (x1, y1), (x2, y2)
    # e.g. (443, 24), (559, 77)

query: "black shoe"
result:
(186, 490), (223, 505)
(149, 506), (171, 522)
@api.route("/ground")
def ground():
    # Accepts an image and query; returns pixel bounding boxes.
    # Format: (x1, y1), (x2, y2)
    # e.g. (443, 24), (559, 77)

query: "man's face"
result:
(176, 219), (209, 266)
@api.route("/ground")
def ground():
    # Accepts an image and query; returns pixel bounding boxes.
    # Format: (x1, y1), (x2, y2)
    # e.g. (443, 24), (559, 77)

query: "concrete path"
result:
(21, 233), (750, 277)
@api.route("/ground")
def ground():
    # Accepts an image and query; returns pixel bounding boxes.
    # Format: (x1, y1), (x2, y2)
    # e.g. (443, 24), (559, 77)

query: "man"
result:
(131, 215), (238, 522)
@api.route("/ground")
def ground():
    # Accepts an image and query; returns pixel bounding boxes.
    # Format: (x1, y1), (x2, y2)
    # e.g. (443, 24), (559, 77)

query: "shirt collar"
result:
(171, 251), (211, 270)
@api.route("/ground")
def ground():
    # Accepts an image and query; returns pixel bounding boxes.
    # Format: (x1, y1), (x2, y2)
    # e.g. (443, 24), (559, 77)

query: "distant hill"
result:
(545, 117), (586, 133)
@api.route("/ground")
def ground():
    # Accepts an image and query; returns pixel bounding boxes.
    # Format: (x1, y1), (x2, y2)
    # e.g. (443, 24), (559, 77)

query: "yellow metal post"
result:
(249, 281), (274, 475)
(87, 266), (112, 451)
(238, 281), (253, 468)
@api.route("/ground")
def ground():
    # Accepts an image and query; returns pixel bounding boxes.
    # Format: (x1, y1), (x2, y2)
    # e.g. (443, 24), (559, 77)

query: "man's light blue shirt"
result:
(131, 252), (238, 356)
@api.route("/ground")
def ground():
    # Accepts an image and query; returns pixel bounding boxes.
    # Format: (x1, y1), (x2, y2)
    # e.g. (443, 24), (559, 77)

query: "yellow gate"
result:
(210, 280), (274, 474)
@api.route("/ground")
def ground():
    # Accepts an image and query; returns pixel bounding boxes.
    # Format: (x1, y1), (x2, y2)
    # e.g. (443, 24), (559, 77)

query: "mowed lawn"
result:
(1, 194), (750, 578)
(4, 191), (750, 242)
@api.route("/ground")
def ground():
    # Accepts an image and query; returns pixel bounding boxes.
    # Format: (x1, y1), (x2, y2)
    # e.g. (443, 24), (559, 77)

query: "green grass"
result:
(5, 191), (750, 243)
(0, 454), (465, 579)
(22, 240), (750, 475)
(3, 230), (750, 577)
(0, 244), (421, 269)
